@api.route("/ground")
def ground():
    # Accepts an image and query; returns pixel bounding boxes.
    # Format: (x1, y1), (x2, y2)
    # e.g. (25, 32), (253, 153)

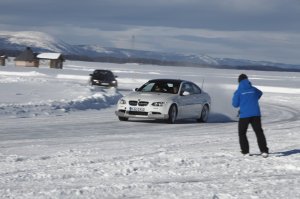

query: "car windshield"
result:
(137, 80), (180, 94)
(92, 70), (114, 80)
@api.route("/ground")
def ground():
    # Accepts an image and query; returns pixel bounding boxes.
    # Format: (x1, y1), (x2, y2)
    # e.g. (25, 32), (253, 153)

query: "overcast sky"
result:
(1, 0), (300, 64)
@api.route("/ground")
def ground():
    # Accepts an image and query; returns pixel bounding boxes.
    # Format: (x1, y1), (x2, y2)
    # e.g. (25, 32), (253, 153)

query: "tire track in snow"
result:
(262, 102), (300, 125)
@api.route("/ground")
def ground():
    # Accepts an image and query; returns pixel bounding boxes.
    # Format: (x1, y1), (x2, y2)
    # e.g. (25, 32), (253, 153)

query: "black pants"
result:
(238, 116), (269, 154)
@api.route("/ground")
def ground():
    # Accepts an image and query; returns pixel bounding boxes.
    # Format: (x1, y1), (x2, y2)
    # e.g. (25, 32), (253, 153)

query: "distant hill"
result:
(0, 31), (299, 72)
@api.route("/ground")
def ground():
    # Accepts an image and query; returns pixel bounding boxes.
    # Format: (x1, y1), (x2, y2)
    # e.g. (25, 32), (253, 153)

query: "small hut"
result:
(15, 47), (39, 67)
(37, 53), (64, 69)
(0, 55), (7, 66)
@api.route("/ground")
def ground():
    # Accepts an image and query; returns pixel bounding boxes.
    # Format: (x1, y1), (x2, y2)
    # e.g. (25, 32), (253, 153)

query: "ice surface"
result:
(0, 59), (299, 198)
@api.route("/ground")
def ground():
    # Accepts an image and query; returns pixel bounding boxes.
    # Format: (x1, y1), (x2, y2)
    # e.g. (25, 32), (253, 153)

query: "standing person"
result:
(232, 74), (269, 158)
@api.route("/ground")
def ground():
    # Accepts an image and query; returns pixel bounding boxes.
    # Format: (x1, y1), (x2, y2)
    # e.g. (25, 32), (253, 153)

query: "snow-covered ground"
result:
(0, 59), (299, 199)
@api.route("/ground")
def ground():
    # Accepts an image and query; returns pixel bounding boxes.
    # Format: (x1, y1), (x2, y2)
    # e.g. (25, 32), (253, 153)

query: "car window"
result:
(93, 70), (114, 80)
(171, 83), (180, 94)
(180, 82), (201, 95)
(191, 83), (201, 94)
(181, 83), (194, 94)
(138, 81), (180, 94)
(138, 82), (155, 92)
(153, 82), (168, 92)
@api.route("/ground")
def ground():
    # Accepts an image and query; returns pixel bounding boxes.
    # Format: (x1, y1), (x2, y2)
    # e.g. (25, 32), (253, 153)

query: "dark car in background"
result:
(89, 69), (118, 88)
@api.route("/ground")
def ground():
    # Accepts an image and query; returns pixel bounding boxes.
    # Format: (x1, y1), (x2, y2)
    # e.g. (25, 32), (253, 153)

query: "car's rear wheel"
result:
(167, 104), (177, 124)
(198, 105), (209, 123)
(118, 116), (128, 121)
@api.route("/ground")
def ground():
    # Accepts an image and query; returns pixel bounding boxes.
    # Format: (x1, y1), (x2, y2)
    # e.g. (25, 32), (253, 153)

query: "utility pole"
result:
(131, 35), (135, 50)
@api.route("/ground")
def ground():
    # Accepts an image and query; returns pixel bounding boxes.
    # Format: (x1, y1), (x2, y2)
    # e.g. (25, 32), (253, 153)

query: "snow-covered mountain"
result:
(78, 44), (219, 65)
(0, 31), (299, 71)
(0, 31), (80, 55)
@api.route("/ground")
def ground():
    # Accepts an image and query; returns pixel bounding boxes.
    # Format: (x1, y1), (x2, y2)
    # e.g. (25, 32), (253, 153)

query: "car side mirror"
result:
(182, 91), (190, 96)
(134, 88), (138, 91)
(89, 74), (93, 76)
(115, 75), (118, 78)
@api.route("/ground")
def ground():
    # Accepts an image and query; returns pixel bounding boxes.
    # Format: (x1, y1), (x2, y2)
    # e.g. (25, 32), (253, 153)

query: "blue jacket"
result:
(232, 79), (263, 118)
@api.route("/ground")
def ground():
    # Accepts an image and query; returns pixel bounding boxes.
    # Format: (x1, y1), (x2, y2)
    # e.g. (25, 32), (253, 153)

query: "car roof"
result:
(148, 79), (189, 84)
(93, 69), (112, 72)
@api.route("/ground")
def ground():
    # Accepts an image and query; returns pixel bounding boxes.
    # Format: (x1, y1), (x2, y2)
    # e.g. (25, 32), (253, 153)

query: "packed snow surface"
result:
(0, 60), (299, 199)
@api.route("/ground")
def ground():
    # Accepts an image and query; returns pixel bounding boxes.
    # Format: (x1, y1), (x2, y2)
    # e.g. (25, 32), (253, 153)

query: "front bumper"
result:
(91, 80), (117, 87)
(115, 109), (169, 120)
(91, 82), (117, 87)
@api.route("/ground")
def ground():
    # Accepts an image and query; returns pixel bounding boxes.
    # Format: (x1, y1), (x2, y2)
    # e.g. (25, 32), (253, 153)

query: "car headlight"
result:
(119, 99), (126, 104)
(112, 81), (117, 84)
(151, 102), (166, 106)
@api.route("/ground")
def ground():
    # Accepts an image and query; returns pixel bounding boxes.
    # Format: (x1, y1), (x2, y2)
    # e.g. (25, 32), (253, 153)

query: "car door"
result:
(177, 83), (195, 118)
(190, 83), (205, 118)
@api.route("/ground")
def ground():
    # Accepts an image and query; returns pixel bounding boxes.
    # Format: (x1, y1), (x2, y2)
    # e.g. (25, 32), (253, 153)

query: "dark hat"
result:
(238, 74), (248, 82)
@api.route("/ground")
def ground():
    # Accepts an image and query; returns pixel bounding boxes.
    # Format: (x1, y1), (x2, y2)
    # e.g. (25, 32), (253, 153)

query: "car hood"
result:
(123, 92), (176, 102)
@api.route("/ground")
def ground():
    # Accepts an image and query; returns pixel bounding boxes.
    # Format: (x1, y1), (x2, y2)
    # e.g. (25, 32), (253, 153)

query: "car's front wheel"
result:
(118, 116), (128, 121)
(198, 105), (209, 123)
(167, 104), (177, 124)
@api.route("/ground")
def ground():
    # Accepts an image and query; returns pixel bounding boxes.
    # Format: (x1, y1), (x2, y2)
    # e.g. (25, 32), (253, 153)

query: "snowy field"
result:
(0, 59), (299, 199)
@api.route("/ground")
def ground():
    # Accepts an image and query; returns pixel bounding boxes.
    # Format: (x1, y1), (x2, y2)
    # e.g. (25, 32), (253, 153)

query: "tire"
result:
(118, 116), (128, 121)
(167, 104), (177, 124)
(198, 105), (209, 123)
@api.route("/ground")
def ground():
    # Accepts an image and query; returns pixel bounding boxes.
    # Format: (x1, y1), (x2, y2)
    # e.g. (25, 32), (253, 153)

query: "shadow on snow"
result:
(273, 149), (300, 157)
(122, 112), (235, 124)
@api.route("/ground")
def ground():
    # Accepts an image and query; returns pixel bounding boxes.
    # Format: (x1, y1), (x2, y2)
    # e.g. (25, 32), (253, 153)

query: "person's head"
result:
(154, 84), (161, 91)
(238, 74), (248, 83)
(173, 85), (178, 94)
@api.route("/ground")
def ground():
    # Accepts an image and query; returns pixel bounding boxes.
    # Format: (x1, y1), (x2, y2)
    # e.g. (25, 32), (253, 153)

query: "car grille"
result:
(128, 111), (148, 116)
(129, 101), (149, 106)
(129, 101), (138, 106)
(138, 101), (149, 106)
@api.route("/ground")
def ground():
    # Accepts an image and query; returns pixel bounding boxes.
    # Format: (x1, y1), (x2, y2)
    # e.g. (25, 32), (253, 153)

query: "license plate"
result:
(129, 107), (145, 112)
(101, 83), (109, 85)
